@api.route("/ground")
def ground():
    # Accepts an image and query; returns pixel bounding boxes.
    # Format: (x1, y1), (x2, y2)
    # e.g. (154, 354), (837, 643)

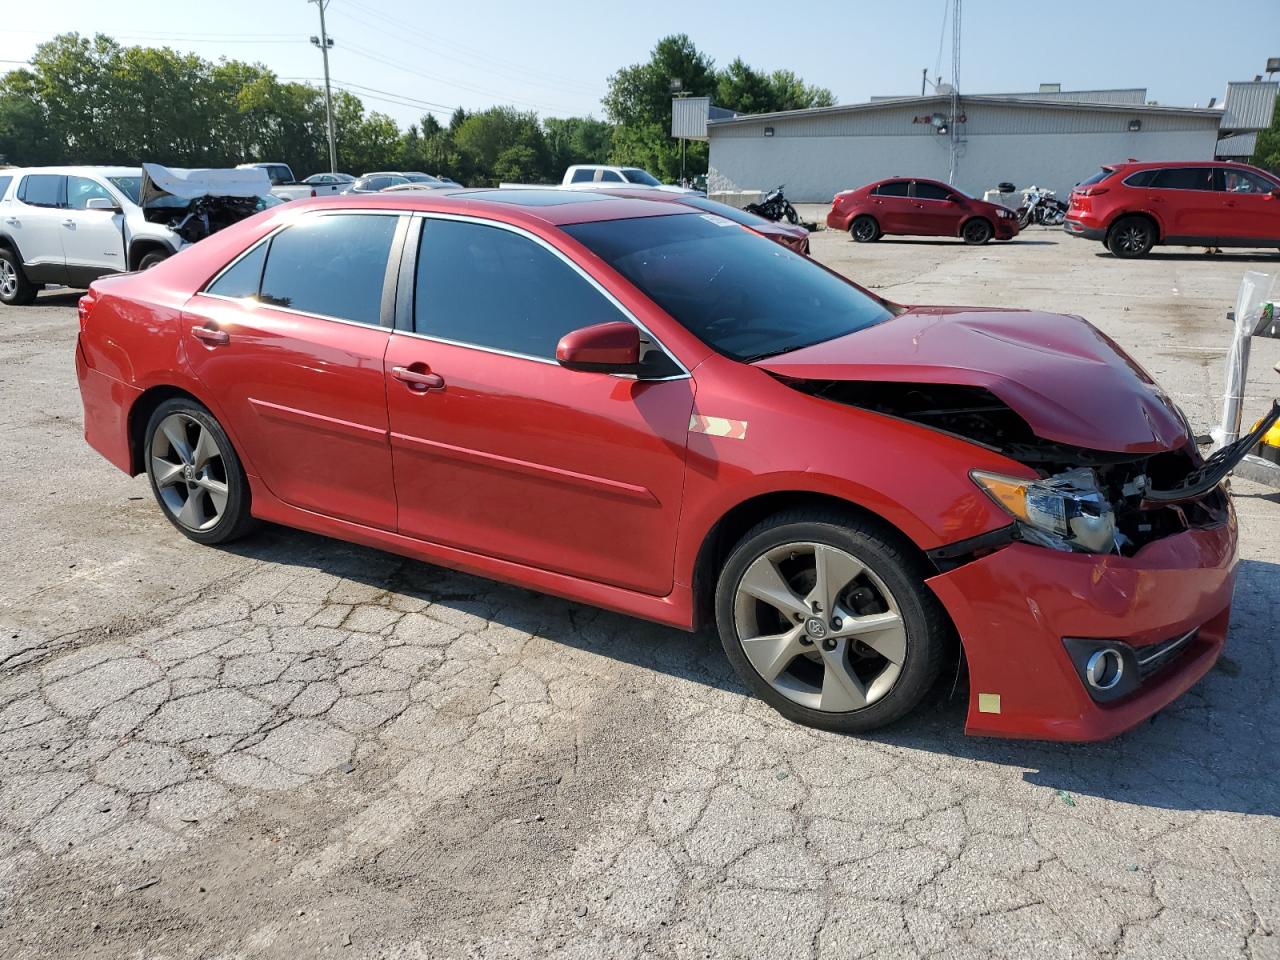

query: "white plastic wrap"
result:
(1216, 271), (1277, 448)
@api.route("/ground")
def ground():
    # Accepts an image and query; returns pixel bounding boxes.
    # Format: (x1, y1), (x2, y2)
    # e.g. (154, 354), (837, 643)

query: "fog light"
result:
(1084, 648), (1125, 690)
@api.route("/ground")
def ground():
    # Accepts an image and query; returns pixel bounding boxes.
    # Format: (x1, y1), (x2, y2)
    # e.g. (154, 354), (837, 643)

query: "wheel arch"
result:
(126, 383), (214, 476)
(1106, 209), (1163, 242)
(127, 237), (177, 272)
(0, 231), (26, 263)
(958, 214), (993, 237)
(689, 490), (935, 631)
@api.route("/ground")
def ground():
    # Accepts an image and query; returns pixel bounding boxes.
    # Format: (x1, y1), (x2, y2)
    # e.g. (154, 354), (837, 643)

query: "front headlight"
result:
(971, 467), (1117, 553)
(995, 208), (1014, 219)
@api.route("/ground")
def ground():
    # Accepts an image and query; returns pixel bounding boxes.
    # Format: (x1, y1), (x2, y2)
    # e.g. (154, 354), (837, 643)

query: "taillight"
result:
(1082, 187), (1110, 197)
(78, 288), (98, 329)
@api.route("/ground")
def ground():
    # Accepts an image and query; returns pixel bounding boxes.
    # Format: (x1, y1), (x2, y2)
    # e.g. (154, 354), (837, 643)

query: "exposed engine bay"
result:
(143, 195), (265, 244)
(137, 163), (273, 244)
(780, 378), (1254, 557)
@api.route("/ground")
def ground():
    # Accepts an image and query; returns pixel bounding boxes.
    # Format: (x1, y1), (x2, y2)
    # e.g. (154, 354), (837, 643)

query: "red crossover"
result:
(76, 188), (1249, 741)
(827, 177), (1020, 244)
(1065, 160), (1280, 257)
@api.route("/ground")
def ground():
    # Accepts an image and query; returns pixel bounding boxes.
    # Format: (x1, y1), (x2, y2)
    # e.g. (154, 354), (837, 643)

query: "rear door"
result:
(909, 180), (962, 235)
(1215, 167), (1280, 242)
(9, 174), (68, 283)
(1143, 167), (1218, 239)
(383, 214), (694, 595)
(869, 180), (912, 233)
(181, 211), (404, 530)
(59, 175), (128, 278)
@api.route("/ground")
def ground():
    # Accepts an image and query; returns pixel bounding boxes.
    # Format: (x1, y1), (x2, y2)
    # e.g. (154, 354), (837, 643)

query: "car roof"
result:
(1109, 159), (1266, 170)
(3, 165), (140, 177)
(278, 188), (690, 227)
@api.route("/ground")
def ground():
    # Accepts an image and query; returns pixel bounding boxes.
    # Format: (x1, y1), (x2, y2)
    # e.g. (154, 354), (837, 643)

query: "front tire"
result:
(137, 250), (169, 271)
(962, 218), (993, 245)
(714, 510), (950, 734)
(850, 215), (880, 242)
(144, 398), (257, 545)
(0, 248), (37, 306)
(1106, 216), (1154, 258)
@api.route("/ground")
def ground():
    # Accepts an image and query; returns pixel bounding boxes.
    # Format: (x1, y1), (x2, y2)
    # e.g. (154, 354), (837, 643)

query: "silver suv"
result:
(0, 164), (274, 306)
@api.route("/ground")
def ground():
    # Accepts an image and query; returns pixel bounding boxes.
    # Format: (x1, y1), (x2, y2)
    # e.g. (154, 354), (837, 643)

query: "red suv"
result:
(1065, 160), (1280, 257)
(827, 177), (1020, 245)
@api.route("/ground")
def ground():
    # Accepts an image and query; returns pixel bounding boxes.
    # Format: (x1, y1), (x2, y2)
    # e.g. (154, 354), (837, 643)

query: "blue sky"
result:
(3, 0), (1278, 127)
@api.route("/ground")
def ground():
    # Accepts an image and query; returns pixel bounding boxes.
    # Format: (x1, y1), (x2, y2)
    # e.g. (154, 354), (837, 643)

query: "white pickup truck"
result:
(236, 163), (350, 201)
(562, 165), (701, 194)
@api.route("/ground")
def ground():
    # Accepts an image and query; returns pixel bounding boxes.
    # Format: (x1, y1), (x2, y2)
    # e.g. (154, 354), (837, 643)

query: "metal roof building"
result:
(702, 82), (1277, 203)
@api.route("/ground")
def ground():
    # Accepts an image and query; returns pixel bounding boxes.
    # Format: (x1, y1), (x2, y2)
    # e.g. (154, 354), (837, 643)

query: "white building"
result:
(690, 83), (1277, 203)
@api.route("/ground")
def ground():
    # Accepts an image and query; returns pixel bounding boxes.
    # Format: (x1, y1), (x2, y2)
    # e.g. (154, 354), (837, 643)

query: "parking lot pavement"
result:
(1, 233), (1278, 960)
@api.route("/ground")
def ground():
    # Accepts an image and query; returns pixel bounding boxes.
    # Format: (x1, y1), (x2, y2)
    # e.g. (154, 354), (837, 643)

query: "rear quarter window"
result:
(0, 175), (12, 200)
(1121, 169), (1158, 187)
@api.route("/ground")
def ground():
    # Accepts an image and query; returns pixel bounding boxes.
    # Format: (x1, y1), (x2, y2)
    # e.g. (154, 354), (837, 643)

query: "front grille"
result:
(1135, 628), (1198, 681)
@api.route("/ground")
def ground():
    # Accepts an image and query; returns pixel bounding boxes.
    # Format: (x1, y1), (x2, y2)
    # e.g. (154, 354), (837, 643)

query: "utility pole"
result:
(921, 67), (927, 96)
(309, 0), (337, 174)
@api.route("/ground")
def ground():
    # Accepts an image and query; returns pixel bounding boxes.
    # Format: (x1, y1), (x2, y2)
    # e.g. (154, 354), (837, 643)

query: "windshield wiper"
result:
(740, 343), (809, 363)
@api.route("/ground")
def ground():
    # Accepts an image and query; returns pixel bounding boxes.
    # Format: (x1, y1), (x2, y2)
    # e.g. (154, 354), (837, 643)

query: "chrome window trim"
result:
(403, 210), (691, 381)
(199, 209), (405, 330)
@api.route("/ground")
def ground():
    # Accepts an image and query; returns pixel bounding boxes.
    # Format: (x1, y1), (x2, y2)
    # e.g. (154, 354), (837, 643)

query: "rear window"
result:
(673, 195), (772, 227)
(873, 181), (909, 197)
(564, 214), (893, 363)
(622, 168), (661, 186)
(19, 174), (63, 207)
(1077, 168), (1114, 188)
(258, 214), (397, 324)
(569, 169), (595, 183)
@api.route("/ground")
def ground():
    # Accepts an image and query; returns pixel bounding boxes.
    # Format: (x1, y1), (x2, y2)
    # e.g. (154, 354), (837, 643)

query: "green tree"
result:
(1252, 95), (1280, 173)
(454, 106), (549, 185)
(543, 116), (612, 175)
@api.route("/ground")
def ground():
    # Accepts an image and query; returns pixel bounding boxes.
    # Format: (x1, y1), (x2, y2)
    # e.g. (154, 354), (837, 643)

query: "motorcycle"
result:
(745, 185), (800, 225)
(1017, 185), (1067, 228)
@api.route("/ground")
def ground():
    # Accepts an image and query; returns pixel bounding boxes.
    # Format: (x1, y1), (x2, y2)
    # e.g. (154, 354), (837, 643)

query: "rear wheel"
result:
(962, 218), (993, 245)
(0, 248), (37, 306)
(144, 398), (257, 545)
(715, 510), (949, 734)
(1106, 217), (1154, 258)
(850, 215), (880, 243)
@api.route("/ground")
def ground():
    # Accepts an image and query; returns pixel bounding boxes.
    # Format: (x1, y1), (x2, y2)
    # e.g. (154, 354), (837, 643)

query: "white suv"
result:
(0, 164), (273, 306)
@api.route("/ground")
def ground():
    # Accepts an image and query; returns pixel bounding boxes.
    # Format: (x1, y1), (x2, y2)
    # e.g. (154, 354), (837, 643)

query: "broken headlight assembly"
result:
(971, 467), (1117, 553)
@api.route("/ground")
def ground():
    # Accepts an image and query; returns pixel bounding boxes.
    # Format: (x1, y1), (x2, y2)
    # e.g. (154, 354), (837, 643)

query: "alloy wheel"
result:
(0, 259), (17, 299)
(1114, 225), (1148, 254)
(852, 219), (876, 242)
(150, 413), (230, 532)
(963, 220), (991, 244)
(732, 542), (907, 712)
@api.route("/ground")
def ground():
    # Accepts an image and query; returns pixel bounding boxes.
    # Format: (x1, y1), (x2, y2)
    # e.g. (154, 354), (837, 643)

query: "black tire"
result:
(962, 218), (993, 245)
(782, 202), (800, 225)
(1016, 207), (1032, 229)
(1106, 216), (1155, 258)
(144, 397), (257, 546)
(137, 250), (170, 271)
(0, 247), (37, 306)
(850, 215), (880, 243)
(714, 509), (950, 734)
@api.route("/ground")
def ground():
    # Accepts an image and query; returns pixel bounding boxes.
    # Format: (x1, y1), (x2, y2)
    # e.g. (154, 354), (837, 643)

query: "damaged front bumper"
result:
(926, 506), (1237, 741)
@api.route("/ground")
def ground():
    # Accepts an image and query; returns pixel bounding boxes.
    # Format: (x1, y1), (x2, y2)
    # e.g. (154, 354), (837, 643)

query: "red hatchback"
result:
(828, 177), (1020, 244)
(77, 188), (1247, 741)
(1065, 160), (1280, 257)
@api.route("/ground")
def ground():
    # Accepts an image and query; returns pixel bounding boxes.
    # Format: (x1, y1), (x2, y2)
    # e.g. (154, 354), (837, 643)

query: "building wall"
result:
(706, 102), (1222, 202)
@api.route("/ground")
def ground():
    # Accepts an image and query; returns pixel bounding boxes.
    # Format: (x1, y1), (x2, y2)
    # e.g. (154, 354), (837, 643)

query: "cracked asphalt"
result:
(1, 227), (1279, 959)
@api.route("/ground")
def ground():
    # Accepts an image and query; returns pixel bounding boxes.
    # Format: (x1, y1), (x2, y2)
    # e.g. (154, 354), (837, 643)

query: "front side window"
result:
(414, 218), (629, 360)
(1149, 167), (1215, 191)
(565, 213), (894, 363)
(19, 174), (64, 207)
(622, 168), (661, 186)
(258, 214), (397, 324)
(1220, 168), (1277, 194)
(599, 170), (624, 183)
(873, 180), (909, 197)
(570, 169), (595, 183)
(67, 176), (116, 210)
(911, 181), (952, 201)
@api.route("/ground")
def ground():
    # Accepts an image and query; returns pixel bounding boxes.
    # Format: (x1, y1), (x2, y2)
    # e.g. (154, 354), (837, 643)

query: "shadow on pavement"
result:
(225, 526), (1280, 819)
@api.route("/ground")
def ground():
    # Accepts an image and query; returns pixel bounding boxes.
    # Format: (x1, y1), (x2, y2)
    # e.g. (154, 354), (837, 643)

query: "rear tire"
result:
(0, 248), (37, 306)
(714, 509), (950, 734)
(144, 398), (257, 546)
(850, 215), (880, 243)
(962, 218), (993, 245)
(1106, 216), (1155, 258)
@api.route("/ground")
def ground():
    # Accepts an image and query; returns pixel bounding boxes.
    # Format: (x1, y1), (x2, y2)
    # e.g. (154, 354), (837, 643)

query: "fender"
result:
(0, 229), (26, 264)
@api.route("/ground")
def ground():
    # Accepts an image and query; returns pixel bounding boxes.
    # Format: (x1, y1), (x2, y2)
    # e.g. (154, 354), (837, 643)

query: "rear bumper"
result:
(826, 210), (852, 231)
(1064, 218), (1106, 241)
(76, 336), (139, 474)
(927, 513), (1238, 741)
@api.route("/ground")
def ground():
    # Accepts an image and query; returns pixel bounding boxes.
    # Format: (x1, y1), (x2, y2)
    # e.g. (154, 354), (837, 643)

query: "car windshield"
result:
(673, 195), (774, 227)
(565, 214), (893, 362)
(108, 176), (141, 203)
(622, 168), (661, 186)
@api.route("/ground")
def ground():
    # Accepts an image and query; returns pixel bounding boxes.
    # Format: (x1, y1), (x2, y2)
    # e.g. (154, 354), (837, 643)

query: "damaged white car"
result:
(0, 163), (275, 306)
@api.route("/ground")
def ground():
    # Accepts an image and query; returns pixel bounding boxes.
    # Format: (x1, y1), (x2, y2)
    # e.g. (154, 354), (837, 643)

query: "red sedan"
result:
(828, 177), (1020, 244)
(77, 189), (1240, 741)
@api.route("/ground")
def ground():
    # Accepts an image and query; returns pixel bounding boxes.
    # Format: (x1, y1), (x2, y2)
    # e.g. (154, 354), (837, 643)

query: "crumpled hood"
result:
(138, 163), (272, 207)
(756, 306), (1190, 454)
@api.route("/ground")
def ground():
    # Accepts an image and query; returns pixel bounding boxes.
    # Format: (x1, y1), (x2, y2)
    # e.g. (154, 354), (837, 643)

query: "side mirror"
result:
(556, 321), (640, 374)
(85, 197), (120, 212)
(1271, 188), (1280, 199)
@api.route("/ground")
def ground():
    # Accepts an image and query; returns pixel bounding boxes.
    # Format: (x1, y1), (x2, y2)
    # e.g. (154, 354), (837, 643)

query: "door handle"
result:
(392, 365), (444, 391)
(4, 217), (18, 226)
(191, 326), (230, 346)
(61, 218), (75, 227)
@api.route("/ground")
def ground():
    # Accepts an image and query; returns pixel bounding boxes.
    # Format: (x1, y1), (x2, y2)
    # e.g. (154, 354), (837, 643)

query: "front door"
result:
(384, 215), (693, 596)
(909, 181), (963, 235)
(60, 175), (128, 279)
(1215, 167), (1280, 242)
(182, 211), (404, 530)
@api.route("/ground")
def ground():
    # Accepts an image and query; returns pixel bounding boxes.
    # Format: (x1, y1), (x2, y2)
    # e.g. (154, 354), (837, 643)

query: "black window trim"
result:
(1134, 166), (1218, 191)
(392, 210), (689, 381)
(198, 209), (407, 330)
